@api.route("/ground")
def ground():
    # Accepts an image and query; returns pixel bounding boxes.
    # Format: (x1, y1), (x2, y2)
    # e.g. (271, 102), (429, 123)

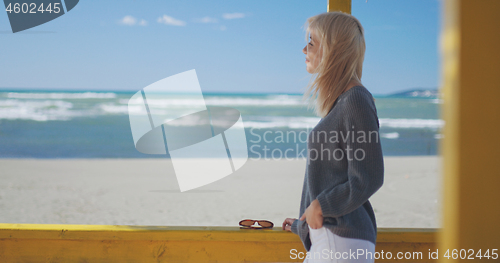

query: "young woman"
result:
(282, 12), (384, 263)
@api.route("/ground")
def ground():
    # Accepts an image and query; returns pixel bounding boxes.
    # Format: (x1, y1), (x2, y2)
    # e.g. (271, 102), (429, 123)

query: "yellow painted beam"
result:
(440, 0), (500, 262)
(0, 224), (438, 262)
(328, 0), (351, 14)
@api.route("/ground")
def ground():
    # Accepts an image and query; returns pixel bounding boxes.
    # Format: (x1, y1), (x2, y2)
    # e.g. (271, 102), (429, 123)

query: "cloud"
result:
(222, 13), (245, 20)
(119, 15), (137, 26)
(157, 15), (186, 26)
(119, 16), (147, 26)
(196, 16), (218, 23)
(219, 25), (227, 31)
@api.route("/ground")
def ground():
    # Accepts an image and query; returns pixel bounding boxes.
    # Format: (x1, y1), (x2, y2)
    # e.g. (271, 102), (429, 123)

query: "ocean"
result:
(0, 90), (443, 158)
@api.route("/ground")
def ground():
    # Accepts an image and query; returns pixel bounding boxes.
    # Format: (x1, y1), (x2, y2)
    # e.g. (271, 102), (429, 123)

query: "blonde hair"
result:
(303, 12), (366, 117)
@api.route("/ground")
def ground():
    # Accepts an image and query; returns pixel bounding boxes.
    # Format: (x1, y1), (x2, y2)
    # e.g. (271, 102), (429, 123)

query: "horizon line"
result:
(0, 86), (440, 96)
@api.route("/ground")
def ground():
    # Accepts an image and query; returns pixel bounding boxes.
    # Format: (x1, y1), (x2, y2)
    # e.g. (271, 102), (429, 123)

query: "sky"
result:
(0, 0), (441, 95)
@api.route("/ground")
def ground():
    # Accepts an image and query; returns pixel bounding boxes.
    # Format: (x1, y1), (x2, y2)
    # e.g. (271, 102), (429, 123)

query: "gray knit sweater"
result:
(291, 85), (384, 251)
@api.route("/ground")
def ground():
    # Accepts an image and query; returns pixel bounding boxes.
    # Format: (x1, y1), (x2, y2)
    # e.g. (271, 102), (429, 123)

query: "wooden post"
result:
(328, 0), (351, 14)
(440, 0), (500, 261)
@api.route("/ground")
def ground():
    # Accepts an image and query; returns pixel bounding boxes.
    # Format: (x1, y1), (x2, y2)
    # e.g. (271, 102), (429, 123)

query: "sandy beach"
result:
(0, 156), (441, 228)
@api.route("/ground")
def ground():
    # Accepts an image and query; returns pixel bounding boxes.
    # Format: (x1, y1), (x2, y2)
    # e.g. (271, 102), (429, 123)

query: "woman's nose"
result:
(302, 45), (307, 54)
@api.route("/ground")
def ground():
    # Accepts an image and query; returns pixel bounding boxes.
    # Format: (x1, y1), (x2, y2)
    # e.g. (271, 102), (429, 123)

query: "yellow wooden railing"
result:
(0, 223), (437, 262)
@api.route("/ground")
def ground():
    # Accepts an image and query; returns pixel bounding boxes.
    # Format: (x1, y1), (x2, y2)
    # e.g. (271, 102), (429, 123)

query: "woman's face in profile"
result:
(303, 30), (322, 74)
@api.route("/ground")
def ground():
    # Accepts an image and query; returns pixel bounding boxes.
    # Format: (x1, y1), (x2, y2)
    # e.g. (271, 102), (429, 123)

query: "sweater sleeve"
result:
(316, 90), (384, 218)
(291, 219), (299, 234)
(291, 218), (312, 251)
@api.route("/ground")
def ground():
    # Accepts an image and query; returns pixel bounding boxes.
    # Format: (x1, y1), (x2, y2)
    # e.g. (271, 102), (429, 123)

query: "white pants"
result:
(304, 225), (375, 263)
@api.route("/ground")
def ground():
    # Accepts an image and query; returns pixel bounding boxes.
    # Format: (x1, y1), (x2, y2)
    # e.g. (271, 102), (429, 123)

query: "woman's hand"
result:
(282, 218), (297, 232)
(300, 199), (323, 229)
